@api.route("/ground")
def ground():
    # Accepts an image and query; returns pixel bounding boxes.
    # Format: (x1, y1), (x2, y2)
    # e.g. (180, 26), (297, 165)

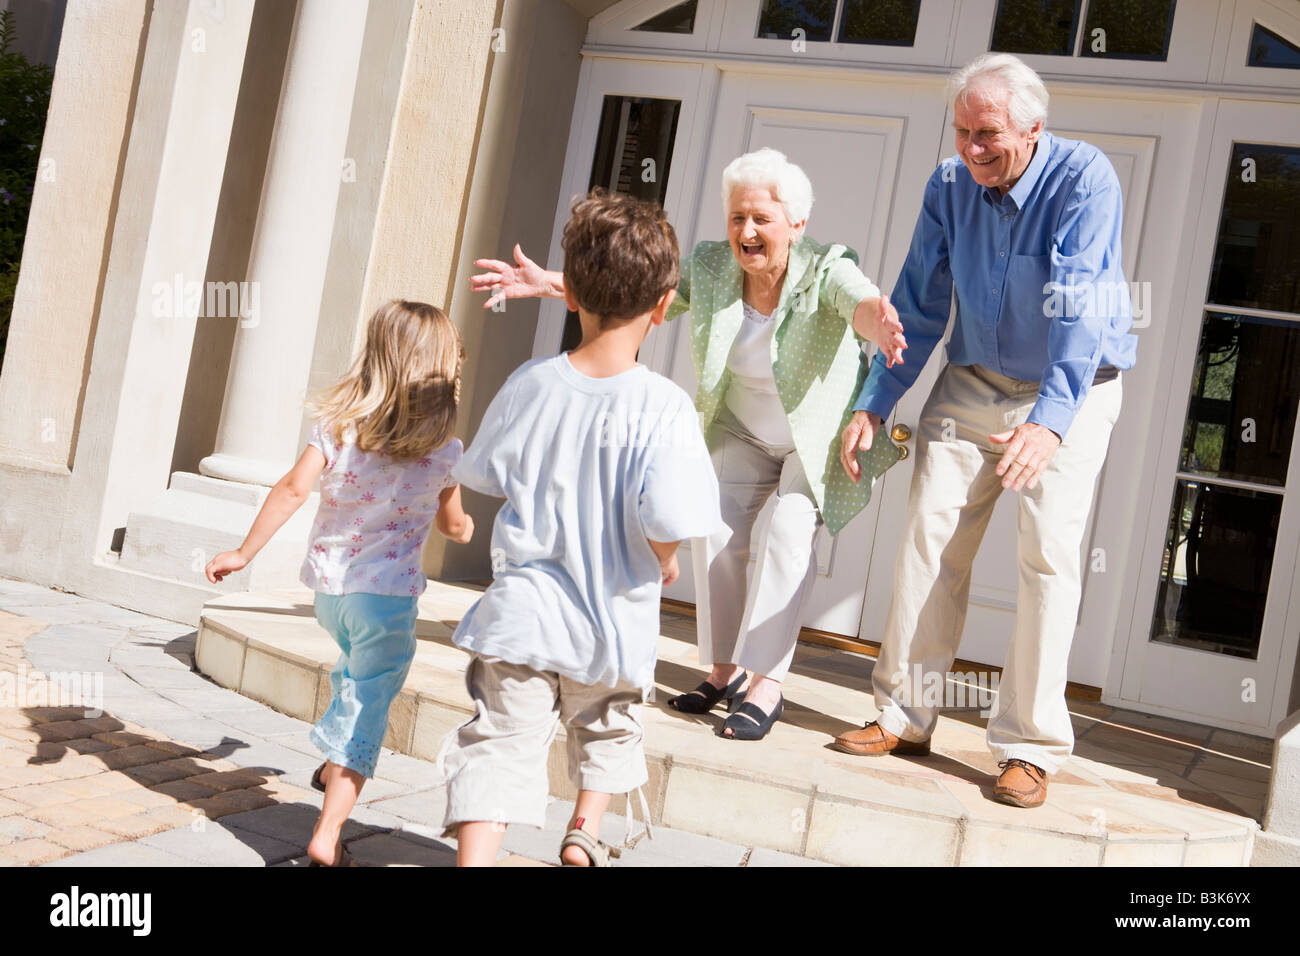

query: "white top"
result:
(451, 354), (725, 690)
(723, 301), (795, 446)
(299, 419), (462, 596)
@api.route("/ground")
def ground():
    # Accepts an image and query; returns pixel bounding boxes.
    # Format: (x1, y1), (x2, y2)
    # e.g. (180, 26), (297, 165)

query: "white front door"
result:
(1114, 100), (1300, 735)
(658, 67), (949, 636)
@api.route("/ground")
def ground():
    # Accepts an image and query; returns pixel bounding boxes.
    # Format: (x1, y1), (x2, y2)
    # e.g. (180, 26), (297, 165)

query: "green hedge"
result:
(0, 10), (55, 373)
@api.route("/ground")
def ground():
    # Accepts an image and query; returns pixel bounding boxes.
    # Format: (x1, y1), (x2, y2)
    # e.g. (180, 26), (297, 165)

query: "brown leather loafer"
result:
(994, 758), (1048, 808)
(831, 721), (931, 757)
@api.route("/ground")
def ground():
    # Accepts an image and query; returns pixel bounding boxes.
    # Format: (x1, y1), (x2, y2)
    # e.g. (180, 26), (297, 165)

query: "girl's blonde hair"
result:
(309, 299), (463, 461)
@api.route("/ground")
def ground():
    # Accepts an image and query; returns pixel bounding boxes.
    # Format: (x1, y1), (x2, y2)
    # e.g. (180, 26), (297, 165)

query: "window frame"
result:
(1220, 0), (1300, 87)
(586, 0), (720, 51)
(717, 0), (955, 66)
(952, 0), (1216, 83)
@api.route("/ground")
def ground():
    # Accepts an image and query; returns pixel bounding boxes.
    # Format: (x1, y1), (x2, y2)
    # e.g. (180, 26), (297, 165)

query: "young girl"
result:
(205, 298), (473, 867)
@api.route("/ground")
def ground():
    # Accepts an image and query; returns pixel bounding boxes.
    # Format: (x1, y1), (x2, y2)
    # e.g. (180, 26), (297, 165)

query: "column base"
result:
(118, 472), (317, 594)
(198, 453), (292, 488)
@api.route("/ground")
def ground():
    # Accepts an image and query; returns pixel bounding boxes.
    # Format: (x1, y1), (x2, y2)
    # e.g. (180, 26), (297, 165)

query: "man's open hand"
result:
(990, 422), (1061, 492)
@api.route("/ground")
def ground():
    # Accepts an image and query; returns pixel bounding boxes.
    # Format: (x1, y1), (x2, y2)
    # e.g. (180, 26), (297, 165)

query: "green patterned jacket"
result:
(666, 236), (888, 535)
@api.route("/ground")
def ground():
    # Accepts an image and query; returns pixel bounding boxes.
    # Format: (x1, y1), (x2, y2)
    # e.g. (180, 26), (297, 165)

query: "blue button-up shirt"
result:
(853, 131), (1138, 438)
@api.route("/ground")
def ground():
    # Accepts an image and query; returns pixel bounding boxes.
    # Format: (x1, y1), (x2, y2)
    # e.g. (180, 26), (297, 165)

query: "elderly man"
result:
(833, 53), (1137, 808)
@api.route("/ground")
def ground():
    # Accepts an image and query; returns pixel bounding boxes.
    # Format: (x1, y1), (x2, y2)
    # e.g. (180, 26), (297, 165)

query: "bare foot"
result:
(307, 821), (344, 866)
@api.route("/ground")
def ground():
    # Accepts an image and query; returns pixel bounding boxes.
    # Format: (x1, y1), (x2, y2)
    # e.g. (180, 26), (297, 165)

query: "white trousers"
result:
(872, 363), (1122, 773)
(692, 407), (822, 682)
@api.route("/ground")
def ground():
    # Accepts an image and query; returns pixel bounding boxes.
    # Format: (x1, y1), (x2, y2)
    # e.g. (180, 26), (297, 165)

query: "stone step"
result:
(195, 582), (1263, 866)
(119, 472), (317, 594)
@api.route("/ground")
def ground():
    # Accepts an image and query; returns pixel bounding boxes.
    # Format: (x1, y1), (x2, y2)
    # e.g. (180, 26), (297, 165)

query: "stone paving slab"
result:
(496, 796), (748, 868)
(139, 821), (303, 866)
(42, 842), (199, 867)
(363, 787), (449, 828)
(346, 830), (458, 867)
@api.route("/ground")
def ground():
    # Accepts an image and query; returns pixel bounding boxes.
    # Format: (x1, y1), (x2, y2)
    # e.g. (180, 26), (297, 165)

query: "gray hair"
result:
(948, 53), (1049, 134)
(720, 147), (814, 225)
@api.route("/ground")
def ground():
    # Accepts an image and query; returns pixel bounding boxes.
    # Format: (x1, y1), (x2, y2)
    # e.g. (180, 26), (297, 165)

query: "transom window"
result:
(991, 0), (1176, 61)
(632, 0), (698, 34)
(1248, 22), (1300, 70)
(756, 0), (922, 46)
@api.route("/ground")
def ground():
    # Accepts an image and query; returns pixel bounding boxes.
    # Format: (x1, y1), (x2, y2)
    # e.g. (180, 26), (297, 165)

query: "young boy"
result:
(440, 190), (723, 866)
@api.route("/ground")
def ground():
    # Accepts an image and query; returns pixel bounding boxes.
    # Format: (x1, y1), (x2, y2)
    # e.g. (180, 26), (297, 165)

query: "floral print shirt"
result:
(299, 418), (462, 596)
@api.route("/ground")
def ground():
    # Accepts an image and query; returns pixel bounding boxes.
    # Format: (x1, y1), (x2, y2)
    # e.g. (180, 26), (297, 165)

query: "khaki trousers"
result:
(439, 655), (648, 835)
(872, 363), (1121, 773)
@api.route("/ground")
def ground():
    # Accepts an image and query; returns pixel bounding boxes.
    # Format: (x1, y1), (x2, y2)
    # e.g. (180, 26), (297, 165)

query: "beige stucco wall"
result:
(0, 0), (150, 582)
(304, 0), (418, 437)
(425, 0), (588, 581)
(0, 0), (146, 471)
(171, 0), (298, 476)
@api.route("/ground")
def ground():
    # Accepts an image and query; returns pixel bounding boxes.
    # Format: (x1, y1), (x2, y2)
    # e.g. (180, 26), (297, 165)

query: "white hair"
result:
(720, 147), (814, 225)
(948, 53), (1049, 134)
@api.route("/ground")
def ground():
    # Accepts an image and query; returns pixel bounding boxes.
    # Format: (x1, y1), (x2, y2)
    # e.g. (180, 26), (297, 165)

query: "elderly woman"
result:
(472, 148), (906, 740)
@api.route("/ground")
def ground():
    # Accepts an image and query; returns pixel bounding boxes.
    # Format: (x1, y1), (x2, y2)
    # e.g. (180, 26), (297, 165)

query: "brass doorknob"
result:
(891, 423), (912, 443)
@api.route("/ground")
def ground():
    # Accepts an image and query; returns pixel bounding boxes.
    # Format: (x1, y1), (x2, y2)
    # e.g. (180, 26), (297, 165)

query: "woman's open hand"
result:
(853, 294), (907, 368)
(470, 244), (557, 308)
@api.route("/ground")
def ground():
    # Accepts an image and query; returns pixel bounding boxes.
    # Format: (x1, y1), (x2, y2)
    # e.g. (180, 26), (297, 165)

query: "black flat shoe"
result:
(310, 762), (327, 793)
(720, 696), (784, 741)
(668, 672), (748, 714)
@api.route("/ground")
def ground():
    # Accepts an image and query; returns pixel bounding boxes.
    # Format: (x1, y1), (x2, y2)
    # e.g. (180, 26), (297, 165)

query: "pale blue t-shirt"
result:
(451, 354), (725, 690)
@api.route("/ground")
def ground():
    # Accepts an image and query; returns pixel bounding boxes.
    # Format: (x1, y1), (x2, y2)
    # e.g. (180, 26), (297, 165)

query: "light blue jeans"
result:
(310, 592), (419, 778)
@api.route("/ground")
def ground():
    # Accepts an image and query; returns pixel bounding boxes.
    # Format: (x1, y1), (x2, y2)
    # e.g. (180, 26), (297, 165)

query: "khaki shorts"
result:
(438, 654), (649, 836)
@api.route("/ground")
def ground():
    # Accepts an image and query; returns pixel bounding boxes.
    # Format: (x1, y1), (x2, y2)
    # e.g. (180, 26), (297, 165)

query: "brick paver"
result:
(0, 606), (347, 865)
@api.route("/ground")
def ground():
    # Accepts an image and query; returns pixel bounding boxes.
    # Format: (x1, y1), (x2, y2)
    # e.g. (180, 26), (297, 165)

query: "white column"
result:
(200, 0), (369, 486)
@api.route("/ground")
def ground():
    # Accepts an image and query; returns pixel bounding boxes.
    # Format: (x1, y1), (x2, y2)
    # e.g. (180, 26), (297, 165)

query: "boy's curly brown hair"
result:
(561, 188), (679, 328)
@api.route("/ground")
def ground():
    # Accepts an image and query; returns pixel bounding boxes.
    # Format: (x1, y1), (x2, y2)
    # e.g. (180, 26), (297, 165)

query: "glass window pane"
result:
(587, 96), (681, 203)
(990, 0), (1081, 56)
(562, 95), (682, 352)
(632, 1), (697, 34)
(838, 0), (921, 46)
(1207, 144), (1300, 315)
(758, 0), (835, 43)
(1150, 480), (1280, 659)
(1178, 311), (1300, 487)
(1249, 23), (1300, 69)
(1079, 0), (1175, 61)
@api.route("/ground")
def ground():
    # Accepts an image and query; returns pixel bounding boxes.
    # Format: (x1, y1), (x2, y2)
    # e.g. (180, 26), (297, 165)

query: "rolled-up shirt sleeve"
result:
(823, 256), (880, 337)
(854, 170), (954, 420)
(1028, 164), (1127, 438)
